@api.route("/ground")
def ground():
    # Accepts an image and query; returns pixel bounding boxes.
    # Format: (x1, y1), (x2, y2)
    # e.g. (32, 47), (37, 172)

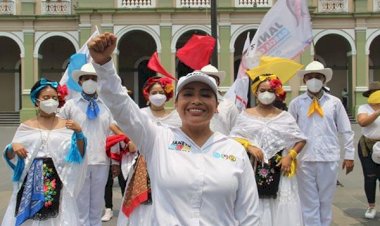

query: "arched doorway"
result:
(175, 30), (208, 78)
(38, 36), (76, 83)
(369, 35), (380, 82)
(315, 34), (352, 114)
(118, 30), (157, 107)
(0, 36), (21, 112)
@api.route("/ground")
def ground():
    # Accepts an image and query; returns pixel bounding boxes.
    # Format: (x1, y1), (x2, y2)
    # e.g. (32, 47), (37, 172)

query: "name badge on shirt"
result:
(168, 141), (192, 153)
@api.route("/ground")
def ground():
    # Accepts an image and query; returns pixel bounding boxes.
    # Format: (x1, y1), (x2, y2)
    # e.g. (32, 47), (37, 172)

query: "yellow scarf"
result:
(307, 98), (324, 117)
(368, 90), (380, 104)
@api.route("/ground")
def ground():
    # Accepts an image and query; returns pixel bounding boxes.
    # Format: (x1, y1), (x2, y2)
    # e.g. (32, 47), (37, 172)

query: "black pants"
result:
(358, 143), (380, 204)
(104, 167), (127, 209)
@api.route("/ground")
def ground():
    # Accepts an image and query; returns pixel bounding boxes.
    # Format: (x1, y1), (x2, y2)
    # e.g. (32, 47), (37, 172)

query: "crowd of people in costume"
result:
(2, 32), (379, 226)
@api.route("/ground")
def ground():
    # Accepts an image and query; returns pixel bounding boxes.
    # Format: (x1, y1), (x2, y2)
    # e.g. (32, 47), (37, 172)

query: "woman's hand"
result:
(88, 32), (117, 65)
(66, 120), (82, 132)
(247, 145), (264, 162)
(12, 143), (28, 159)
(128, 141), (138, 153)
(278, 155), (292, 174)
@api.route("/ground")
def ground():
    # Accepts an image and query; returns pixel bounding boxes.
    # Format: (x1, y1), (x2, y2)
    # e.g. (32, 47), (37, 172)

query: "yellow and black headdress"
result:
(246, 56), (303, 101)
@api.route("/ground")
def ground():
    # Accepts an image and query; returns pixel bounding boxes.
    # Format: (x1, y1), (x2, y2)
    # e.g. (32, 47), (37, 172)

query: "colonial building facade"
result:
(0, 0), (379, 121)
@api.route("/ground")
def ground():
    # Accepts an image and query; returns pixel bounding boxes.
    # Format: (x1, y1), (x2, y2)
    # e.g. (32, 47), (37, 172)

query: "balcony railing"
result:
(118, 0), (156, 8)
(318, 0), (348, 13)
(235, 0), (273, 8)
(373, 0), (380, 12)
(41, 0), (72, 15)
(176, 0), (210, 8)
(0, 1), (16, 15)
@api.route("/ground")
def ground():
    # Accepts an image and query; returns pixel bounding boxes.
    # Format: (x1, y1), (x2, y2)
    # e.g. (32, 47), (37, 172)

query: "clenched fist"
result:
(87, 32), (117, 65)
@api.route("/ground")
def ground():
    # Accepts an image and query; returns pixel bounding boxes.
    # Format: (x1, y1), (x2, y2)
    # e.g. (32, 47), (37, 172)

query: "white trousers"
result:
(77, 165), (109, 226)
(297, 161), (339, 226)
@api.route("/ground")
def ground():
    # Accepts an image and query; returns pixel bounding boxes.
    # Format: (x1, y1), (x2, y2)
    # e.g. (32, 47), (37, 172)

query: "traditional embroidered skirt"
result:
(255, 151), (282, 199)
(15, 158), (63, 221)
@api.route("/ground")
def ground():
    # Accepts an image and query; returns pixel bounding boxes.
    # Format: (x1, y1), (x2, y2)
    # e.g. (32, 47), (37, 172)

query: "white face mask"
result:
(257, 91), (276, 105)
(82, 80), (98, 94)
(38, 99), (59, 114)
(149, 94), (167, 107)
(306, 78), (323, 93)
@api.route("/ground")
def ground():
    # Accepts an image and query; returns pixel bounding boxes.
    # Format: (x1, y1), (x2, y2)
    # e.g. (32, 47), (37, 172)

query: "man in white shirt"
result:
(200, 64), (239, 135)
(288, 61), (355, 226)
(58, 63), (116, 226)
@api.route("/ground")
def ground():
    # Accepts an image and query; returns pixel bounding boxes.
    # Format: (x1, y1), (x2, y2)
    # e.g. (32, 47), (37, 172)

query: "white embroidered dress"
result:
(230, 111), (306, 226)
(1, 124), (86, 226)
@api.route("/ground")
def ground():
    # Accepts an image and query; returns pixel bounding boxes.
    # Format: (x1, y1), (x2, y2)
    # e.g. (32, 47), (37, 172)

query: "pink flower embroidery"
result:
(259, 168), (269, 177)
(51, 179), (56, 189)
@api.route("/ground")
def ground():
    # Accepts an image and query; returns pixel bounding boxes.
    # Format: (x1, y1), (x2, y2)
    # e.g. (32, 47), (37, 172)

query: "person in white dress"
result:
(87, 32), (260, 225)
(2, 78), (86, 226)
(231, 73), (306, 226)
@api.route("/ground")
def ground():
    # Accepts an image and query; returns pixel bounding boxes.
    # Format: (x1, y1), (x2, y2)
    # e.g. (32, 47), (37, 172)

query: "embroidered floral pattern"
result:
(256, 161), (278, 186)
(255, 152), (282, 198)
(42, 163), (58, 208)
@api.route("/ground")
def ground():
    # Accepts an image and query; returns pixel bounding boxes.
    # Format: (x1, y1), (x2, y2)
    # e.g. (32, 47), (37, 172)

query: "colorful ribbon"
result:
(81, 92), (100, 120)
(250, 74), (277, 93)
(30, 78), (59, 105)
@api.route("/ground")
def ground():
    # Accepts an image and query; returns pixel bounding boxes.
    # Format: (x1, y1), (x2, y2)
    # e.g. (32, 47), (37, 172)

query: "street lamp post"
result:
(210, 0), (218, 67)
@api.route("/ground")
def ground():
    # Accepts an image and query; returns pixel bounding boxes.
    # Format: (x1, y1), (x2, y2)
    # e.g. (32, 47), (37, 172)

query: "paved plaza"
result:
(0, 124), (379, 225)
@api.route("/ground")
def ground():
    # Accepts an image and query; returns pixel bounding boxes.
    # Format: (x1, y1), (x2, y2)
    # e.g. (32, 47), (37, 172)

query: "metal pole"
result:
(210, 0), (218, 67)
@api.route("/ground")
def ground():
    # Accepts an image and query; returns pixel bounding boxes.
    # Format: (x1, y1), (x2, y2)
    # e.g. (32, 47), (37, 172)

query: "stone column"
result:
(354, 27), (367, 111)
(20, 29), (35, 121)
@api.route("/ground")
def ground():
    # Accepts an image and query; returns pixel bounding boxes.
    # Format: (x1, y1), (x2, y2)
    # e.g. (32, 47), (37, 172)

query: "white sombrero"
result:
(297, 61), (332, 83)
(199, 64), (226, 84)
(72, 63), (98, 83)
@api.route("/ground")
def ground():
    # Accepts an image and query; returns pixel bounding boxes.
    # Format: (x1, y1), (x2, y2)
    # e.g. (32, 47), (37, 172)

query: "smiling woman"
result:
(87, 32), (260, 226)
(174, 73), (218, 144)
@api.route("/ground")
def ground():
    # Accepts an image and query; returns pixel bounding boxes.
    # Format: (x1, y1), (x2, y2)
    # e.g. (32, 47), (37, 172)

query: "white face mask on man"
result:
(306, 78), (323, 93)
(257, 91), (276, 105)
(82, 80), (98, 94)
(149, 93), (167, 107)
(38, 99), (59, 114)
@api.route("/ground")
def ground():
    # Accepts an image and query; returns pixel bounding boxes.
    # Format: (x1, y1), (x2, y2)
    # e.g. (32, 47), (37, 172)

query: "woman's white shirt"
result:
(358, 104), (380, 139)
(93, 61), (260, 226)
